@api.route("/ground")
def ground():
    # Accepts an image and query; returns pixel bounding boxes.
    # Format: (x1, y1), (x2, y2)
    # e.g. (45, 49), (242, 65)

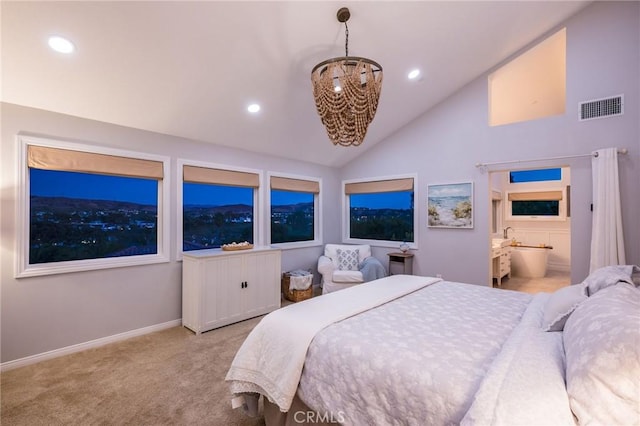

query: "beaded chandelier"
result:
(311, 7), (383, 147)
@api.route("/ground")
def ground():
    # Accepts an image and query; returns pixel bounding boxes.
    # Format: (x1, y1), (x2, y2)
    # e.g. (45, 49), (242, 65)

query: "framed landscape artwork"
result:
(427, 182), (473, 229)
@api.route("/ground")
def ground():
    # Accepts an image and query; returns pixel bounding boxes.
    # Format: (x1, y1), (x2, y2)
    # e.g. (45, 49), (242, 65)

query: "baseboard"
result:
(1, 319), (182, 372)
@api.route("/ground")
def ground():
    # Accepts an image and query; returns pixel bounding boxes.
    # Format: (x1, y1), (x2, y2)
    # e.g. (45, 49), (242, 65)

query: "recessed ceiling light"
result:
(247, 103), (260, 113)
(48, 36), (75, 54)
(408, 69), (421, 80)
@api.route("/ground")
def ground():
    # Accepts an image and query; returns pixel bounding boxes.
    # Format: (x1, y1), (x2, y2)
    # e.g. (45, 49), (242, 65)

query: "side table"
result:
(387, 252), (414, 275)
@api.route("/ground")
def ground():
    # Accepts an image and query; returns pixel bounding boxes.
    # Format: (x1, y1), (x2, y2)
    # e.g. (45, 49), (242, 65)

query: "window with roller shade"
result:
(180, 162), (260, 252)
(344, 175), (416, 246)
(506, 189), (566, 220)
(269, 174), (321, 246)
(18, 135), (169, 277)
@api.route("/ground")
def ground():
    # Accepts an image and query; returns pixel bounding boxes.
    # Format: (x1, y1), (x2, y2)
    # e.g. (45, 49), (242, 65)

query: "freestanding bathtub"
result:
(510, 245), (550, 278)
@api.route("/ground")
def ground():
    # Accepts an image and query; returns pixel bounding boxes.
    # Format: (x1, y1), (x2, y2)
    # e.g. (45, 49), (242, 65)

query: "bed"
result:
(226, 267), (640, 425)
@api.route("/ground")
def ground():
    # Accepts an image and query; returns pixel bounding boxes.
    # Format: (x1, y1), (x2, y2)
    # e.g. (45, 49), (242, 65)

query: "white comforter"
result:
(299, 281), (527, 424)
(226, 275), (442, 412)
(227, 277), (576, 425)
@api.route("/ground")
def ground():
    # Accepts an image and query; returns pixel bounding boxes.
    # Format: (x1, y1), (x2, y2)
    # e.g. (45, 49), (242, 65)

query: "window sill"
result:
(16, 254), (170, 278)
(343, 238), (417, 250)
(270, 240), (323, 250)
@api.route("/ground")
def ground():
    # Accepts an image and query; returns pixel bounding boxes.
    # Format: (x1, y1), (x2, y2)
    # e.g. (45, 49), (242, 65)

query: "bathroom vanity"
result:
(492, 239), (512, 286)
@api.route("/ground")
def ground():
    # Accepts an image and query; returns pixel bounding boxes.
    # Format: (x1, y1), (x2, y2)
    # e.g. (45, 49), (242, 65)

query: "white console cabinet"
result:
(182, 247), (281, 334)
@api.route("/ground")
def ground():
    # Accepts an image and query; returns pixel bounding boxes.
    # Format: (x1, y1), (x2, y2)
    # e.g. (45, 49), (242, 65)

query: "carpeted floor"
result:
(1, 316), (267, 426)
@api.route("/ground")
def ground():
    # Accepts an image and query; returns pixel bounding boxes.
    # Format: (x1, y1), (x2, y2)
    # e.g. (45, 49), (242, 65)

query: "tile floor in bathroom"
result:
(495, 269), (571, 294)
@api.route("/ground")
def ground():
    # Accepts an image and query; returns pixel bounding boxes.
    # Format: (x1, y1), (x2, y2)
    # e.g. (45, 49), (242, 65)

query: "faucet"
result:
(503, 227), (513, 239)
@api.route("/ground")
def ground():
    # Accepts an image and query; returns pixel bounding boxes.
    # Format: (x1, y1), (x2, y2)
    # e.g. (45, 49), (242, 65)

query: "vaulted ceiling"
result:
(2, 1), (590, 167)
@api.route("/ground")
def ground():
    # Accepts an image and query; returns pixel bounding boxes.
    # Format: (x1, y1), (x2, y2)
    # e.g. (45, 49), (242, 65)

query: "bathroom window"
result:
(512, 200), (559, 216)
(506, 189), (566, 221)
(510, 168), (561, 183)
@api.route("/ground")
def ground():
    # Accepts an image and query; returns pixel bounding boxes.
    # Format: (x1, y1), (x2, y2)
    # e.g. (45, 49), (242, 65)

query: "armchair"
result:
(318, 244), (386, 294)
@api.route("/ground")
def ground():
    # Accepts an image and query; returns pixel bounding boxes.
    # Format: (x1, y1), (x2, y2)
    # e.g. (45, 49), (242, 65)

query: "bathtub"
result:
(510, 246), (549, 278)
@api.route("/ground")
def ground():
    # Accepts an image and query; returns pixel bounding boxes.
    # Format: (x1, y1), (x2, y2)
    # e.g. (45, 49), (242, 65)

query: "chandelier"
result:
(311, 7), (383, 147)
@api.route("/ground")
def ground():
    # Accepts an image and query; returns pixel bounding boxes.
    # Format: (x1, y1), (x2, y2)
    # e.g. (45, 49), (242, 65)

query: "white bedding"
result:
(225, 275), (442, 412)
(227, 276), (578, 425)
(461, 292), (575, 425)
(298, 281), (550, 425)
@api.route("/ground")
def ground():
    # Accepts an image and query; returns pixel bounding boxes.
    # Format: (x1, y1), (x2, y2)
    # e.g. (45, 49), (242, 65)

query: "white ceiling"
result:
(2, 1), (590, 167)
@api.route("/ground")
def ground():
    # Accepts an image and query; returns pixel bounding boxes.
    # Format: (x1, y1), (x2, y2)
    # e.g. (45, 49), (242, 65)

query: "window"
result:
(269, 174), (321, 247)
(510, 168), (561, 183)
(18, 136), (169, 277)
(344, 175), (416, 247)
(506, 189), (566, 220)
(179, 161), (261, 254)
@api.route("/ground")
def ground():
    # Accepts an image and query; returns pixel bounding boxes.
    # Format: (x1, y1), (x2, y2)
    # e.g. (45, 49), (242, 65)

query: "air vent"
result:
(579, 95), (623, 121)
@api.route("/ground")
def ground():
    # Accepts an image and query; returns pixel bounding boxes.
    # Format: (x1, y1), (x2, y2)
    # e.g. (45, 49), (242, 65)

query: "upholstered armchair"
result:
(318, 244), (387, 294)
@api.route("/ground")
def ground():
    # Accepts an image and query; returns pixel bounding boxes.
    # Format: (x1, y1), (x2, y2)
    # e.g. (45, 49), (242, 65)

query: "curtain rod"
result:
(476, 148), (628, 171)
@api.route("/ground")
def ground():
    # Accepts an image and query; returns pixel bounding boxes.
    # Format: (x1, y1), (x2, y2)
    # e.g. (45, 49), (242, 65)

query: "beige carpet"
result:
(1, 317), (267, 426)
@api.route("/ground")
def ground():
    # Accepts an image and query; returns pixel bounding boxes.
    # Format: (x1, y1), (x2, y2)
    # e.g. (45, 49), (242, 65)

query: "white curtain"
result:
(590, 148), (626, 272)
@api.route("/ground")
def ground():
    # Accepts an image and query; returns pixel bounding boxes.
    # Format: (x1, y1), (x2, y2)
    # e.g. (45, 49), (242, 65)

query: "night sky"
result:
(31, 170), (412, 209)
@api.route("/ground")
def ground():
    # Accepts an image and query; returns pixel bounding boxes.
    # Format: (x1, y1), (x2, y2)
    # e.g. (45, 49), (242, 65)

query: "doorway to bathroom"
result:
(489, 166), (571, 293)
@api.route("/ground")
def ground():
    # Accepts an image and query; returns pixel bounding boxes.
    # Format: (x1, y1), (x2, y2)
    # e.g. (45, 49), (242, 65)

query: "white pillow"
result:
(324, 244), (371, 264)
(563, 283), (640, 425)
(542, 283), (587, 332)
(336, 248), (359, 271)
(582, 265), (637, 296)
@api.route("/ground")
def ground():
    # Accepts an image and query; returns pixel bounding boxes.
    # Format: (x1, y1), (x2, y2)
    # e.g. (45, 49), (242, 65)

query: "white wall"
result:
(340, 1), (640, 285)
(0, 103), (341, 363)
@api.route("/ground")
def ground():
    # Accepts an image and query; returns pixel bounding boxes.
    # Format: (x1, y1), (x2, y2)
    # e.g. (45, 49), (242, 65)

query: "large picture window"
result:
(30, 170), (158, 264)
(18, 136), (170, 277)
(344, 176), (416, 247)
(179, 162), (260, 254)
(269, 174), (321, 247)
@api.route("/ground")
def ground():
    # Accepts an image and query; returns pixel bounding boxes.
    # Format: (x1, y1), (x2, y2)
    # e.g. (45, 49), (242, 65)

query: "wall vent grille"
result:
(579, 95), (623, 121)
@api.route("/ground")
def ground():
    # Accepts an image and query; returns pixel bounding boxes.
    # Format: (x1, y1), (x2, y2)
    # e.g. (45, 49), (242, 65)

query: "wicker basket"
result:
(281, 272), (313, 302)
(221, 243), (253, 251)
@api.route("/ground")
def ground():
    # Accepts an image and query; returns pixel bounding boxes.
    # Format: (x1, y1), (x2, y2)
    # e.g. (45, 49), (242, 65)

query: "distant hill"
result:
(183, 204), (253, 214)
(30, 196), (156, 213)
(184, 202), (312, 215)
(271, 202), (313, 213)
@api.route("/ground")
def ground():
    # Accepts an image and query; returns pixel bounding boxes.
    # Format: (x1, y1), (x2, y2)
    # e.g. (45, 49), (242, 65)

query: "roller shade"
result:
(345, 178), (414, 195)
(183, 165), (259, 188)
(271, 176), (319, 193)
(508, 191), (563, 201)
(28, 145), (163, 179)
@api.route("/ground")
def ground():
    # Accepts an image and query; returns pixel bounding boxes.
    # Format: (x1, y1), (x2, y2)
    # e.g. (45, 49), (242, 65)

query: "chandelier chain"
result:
(344, 22), (349, 57)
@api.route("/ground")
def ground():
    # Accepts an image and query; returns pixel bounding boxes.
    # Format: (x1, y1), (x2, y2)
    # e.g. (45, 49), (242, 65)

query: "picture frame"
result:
(427, 182), (474, 229)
